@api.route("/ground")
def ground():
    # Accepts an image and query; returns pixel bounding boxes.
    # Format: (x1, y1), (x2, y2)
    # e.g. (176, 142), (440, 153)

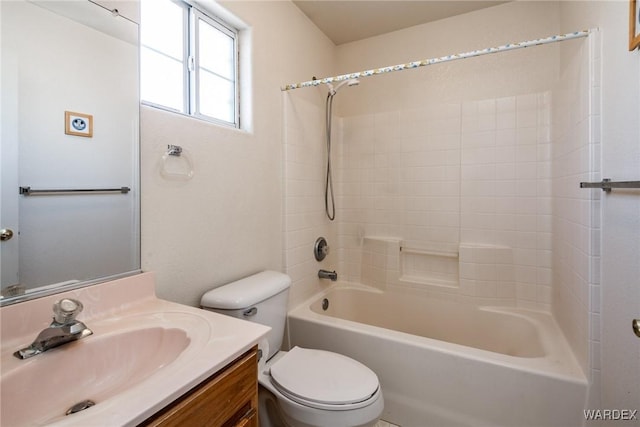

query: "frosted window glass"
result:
(141, 48), (183, 112)
(140, 0), (239, 127)
(141, 0), (183, 60)
(198, 19), (234, 80)
(199, 71), (234, 123)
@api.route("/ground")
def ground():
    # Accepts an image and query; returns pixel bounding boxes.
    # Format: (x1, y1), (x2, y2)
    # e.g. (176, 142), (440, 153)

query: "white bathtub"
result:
(288, 283), (588, 427)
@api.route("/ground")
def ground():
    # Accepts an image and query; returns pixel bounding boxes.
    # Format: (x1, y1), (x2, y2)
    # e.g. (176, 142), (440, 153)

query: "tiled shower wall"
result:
(551, 32), (600, 383)
(336, 93), (554, 310)
(283, 38), (598, 373)
(282, 94), (340, 307)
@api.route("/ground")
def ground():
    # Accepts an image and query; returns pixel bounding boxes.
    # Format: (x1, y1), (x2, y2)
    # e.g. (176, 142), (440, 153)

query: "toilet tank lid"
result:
(201, 270), (291, 309)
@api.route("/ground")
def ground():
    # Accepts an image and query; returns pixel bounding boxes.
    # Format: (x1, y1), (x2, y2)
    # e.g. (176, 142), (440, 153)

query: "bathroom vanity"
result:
(141, 346), (258, 427)
(0, 273), (268, 426)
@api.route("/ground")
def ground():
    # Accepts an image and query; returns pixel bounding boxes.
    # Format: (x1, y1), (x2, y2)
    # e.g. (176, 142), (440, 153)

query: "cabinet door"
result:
(231, 407), (257, 427)
(141, 347), (258, 427)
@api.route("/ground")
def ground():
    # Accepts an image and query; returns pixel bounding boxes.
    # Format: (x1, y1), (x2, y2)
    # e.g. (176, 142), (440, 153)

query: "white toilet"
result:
(201, 270), (384, 427)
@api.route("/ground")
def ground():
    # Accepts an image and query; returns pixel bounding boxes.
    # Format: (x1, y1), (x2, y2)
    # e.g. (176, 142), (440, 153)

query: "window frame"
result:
(141, 0), (240, 128)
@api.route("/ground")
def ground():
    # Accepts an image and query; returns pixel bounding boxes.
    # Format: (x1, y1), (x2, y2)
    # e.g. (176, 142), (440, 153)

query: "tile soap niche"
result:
(399, 244), (459, 288)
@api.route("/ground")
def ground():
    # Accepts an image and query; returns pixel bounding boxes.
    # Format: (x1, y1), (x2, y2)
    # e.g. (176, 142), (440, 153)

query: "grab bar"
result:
(19, 186), (130, 196)
(579, 179), (640, 192)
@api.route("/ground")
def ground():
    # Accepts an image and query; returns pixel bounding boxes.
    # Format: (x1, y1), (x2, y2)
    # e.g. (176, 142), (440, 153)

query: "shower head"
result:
(326, 78), (360, 96)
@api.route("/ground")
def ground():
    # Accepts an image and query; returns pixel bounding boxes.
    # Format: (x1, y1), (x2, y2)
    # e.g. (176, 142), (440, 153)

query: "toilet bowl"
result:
(200, 271), (383, 427)
(259, 347), (383, 427)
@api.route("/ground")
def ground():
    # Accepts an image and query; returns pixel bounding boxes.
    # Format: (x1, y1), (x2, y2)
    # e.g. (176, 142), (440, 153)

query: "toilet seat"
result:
(269, 347), (380, 411)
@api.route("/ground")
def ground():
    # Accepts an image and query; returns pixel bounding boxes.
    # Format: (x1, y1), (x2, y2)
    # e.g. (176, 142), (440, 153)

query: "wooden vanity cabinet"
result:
(140, 346), (258, 427)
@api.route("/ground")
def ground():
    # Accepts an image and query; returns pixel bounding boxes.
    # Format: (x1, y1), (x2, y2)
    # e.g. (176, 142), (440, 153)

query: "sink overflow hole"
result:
(322, 298), (329, 311)
(66, 400), (96, 415)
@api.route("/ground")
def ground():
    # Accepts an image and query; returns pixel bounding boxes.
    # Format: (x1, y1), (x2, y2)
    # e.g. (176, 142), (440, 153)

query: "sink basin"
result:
(1, 326), (190, 426)
(0, 272), (270, 427)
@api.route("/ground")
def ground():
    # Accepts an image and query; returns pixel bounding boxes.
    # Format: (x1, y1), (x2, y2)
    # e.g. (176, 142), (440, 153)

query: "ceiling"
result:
(293, 1), (508, 45)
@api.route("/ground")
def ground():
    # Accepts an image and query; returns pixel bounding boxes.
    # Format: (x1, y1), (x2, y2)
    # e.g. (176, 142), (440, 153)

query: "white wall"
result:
(558, 0), (640, 418)
(335, 1), (561, 115)
(141, 0), (335, 306)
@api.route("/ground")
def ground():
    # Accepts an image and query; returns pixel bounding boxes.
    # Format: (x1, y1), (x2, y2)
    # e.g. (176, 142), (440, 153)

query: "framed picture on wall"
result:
(64, 111), (93, 137)
(631, 0), (640, 50)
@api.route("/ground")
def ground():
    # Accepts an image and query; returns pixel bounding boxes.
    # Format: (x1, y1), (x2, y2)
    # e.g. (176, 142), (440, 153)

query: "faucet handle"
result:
(53, 298), (84, 324)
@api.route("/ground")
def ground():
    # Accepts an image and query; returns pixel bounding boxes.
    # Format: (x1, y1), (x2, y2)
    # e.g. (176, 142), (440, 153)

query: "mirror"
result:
(0, 0), (140, 306)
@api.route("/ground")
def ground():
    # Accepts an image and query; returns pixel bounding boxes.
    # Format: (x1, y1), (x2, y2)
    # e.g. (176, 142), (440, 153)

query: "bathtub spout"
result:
(318, 269), (337, 281)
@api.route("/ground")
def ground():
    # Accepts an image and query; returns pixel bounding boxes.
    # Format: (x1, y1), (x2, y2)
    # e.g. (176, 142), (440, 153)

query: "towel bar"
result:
(579, 179), (640, 192)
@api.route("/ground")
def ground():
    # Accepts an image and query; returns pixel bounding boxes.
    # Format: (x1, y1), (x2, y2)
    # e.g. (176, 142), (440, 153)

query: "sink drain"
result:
(66, 400), (95, 415)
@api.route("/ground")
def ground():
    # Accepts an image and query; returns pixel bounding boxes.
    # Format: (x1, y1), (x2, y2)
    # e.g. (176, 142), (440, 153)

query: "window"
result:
(141, 0), (239, 127)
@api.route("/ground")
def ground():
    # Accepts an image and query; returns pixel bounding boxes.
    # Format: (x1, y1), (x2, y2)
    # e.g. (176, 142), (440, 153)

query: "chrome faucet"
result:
(318, 269), (338, 281)
(14, 298), (93, 359)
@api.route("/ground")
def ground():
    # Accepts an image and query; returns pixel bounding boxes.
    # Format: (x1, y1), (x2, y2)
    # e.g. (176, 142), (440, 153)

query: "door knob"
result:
(0, 228), (13, 241)
(633, 319), (640, 338)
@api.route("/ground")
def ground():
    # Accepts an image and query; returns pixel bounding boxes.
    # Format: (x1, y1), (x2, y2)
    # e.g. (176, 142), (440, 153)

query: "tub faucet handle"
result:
(314, 237), (330, 261)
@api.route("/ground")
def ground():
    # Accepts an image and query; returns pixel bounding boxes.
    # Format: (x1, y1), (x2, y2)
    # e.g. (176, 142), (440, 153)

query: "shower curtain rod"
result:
(280, 29), (593, 91)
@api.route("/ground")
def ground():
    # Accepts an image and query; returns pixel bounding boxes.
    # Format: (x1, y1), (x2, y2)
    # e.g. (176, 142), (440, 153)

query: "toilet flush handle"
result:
(243, 307), (258, 317)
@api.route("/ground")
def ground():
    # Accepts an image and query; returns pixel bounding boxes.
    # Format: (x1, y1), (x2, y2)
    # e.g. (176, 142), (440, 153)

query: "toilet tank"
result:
(200, 271), (291, 361)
